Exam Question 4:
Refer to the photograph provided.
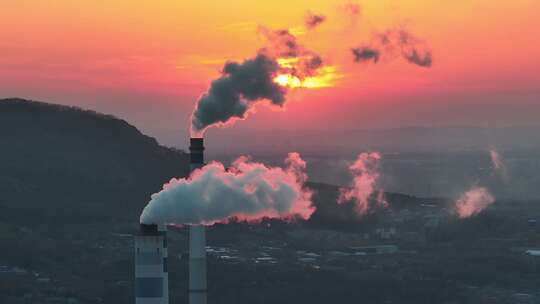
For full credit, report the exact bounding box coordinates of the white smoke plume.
[489,148,508,181]
[140,153,314,226]
[455,186,495,218]
[338,152,387,215]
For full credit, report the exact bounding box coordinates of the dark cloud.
[351,47,381,63]
[258,27,300,58]
[352,28,433,68]
[191,54,285,134]
[303,55,323,71]
[395,30,432,68]
[258,26,325,77]
[402,48,432,67]
[191,26,326,135]
[305,12,326,30]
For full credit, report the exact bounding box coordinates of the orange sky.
[1,0,539,145]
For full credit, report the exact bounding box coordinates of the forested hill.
[0,98,189,223]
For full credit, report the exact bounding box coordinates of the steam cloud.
[455,186,495,218]
[490,148,508,181]
[351,28,433,67]
[140,153,314,226]
[338,152,387,215]
[305,12,326,30]
[191,27,324,135]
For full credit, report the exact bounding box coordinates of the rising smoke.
[190,27,324,136]
[455,186,495,218]
[351,28,433,67]
[490,148,508,181]
[190,54,285,136]
[338,152,387,215]
[305,12,326,30]
[258,26,324,78]
[140,153,314,226]
[191,13,435,136]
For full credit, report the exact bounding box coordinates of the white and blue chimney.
[135,223,168,304]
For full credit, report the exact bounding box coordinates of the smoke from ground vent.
[489,148,508,181]
[455,186,495,218]
[338,152,387,215]
[140,153,314,225]
[402,48,432,67]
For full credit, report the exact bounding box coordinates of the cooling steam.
[455,186,495,218]
[140,153,314,226]
[453,149,503,218]
[490,148,508,181]
[338,152,387,215]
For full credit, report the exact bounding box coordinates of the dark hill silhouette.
[0,98,189,223]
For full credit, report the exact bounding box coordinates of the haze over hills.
[0,98,432,226]
[3,97,539,220]
[2,98,540,304]
[200,125,540,157]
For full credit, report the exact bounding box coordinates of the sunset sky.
[2,0,539,146]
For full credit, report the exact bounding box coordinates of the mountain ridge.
[0,98,190,222]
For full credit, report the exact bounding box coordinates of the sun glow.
[274,58,341,89]
[274,66,341,89]
[274,74,302,88]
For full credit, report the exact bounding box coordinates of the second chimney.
[189,138,207,304]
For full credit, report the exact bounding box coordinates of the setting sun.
[274,57,341,89]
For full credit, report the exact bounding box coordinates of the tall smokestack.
[135,223,168,304]
[189,138,207,304]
